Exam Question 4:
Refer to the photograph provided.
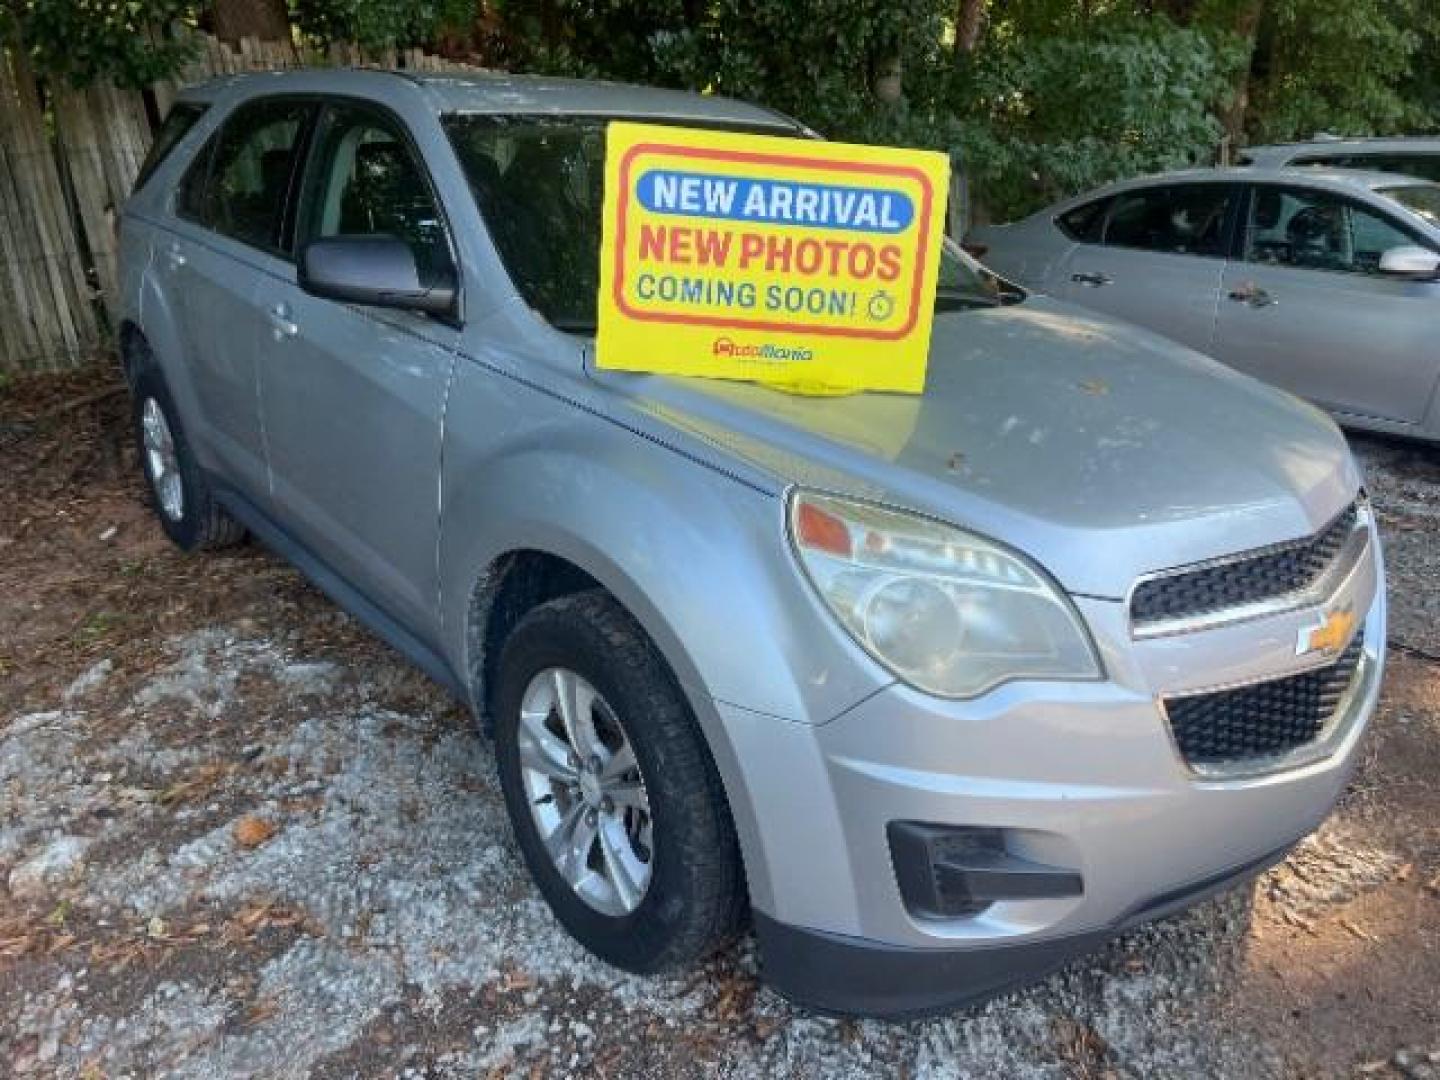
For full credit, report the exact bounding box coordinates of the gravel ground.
[1,371,1438,1078]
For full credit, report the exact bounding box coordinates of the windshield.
[443,114,1002,331]
[1381,183,1440,229]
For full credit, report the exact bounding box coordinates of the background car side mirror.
[1378,245,1440,279]
[299,236,457,317]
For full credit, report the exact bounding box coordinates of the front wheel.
[493,590,744,972]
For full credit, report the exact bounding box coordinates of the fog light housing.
[888,822,1084,919]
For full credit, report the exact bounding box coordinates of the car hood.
[596,296,1361,598]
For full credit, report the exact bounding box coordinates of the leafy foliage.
[8,0,197,89]
[289,0,475,53]
[4,0,1439,219]
[1247,0,1428,141]
[947,18,1244,219]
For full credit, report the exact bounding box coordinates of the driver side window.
[298,105,453,282]
[1243,186,1417,275]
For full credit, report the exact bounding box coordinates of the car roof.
[1241,137,1440,166]
[177,68,798,129]
[1067,165,1438,205]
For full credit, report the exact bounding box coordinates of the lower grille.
[1164,632,1365,770]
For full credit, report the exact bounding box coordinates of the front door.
[1054,182,1234,355]
[1211,184,1440,425]
[255,101,460,635]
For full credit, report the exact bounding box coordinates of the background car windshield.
[1381,184,1440,229]
[444,115,993,330]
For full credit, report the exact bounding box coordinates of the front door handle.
[1228,283,1278,308]
[1071,271,1112,287]
[267,303,299,340]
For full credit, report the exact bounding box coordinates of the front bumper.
[723,524,1385,1017]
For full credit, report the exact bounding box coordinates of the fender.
[437,359,894,917]
[124,223,225,475]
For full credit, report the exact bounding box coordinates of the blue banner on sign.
[636,169,914,234]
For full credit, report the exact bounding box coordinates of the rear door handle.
[1228,284,1277,308]
[1071,271,1112,287]
[267,303,299,340]
[164,242,186,270]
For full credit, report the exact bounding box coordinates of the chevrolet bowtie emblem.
[1296,606,1356,656]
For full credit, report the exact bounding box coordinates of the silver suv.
[118,71,1385,1018]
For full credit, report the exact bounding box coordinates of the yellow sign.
[595,122,949,395]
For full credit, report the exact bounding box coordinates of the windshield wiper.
[550,316,597,334]
[933,286,1001,311]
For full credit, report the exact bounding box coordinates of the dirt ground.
[1,366,1437,1079]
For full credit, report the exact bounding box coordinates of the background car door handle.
[1070,271,1112,287]
[1228,284,1277,308]
[267,304,299,340]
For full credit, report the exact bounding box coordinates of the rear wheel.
[130,365,245,552]
[494,590,744,972]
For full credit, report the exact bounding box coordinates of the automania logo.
[712,337,815,363]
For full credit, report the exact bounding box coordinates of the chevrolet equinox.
[117,70,1385,1017]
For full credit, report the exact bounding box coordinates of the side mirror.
[299,236,457,316]
[1378,245,1440,279]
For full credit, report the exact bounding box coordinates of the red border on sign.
[611,142,935,340]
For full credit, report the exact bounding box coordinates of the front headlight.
[787,490,1101,698]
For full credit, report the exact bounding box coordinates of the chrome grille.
[1164,632,1365,770]
[1131,503,1359,629]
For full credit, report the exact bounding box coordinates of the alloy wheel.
[517,667,653,916]
[141,397,184,522]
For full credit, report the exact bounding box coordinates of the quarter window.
[133,102,207,195]
[187,99,313,253]
[1243,186,1423,274]
[1103,185,1232,257]
[1056,199,1108,243]
[298,105,452,282]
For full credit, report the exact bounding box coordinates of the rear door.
[1211,183,1440,425]
[164,98,315,498]
[1053,182,1235,354]
[253,100,460,635]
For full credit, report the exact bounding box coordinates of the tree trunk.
[953,0,985,57]
[1220,0,1266,151]
[207,0,291,44]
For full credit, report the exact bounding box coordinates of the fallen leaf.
[233,816,278,849]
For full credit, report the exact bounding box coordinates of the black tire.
[130,363,245,552]
[494,590,745,973]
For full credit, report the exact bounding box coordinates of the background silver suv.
[970,167,1440,442]
[118,71,1384,1017]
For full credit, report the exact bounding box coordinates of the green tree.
[4,0,197,89]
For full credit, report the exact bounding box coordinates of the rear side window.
[1103,184,1232,257]
[133,102,207,195]
[180,99,314,255]
[1056,199,1108,242]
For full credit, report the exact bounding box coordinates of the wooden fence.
[0,31,480,375]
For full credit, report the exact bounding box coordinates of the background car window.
[195,100,311,252]
[1243,186,1420,273]
[133,102,207,195]
[1298,153,1440,185]
[1103,185,1231,256]
[1056,198,1108,242]
[300,106,452,281]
